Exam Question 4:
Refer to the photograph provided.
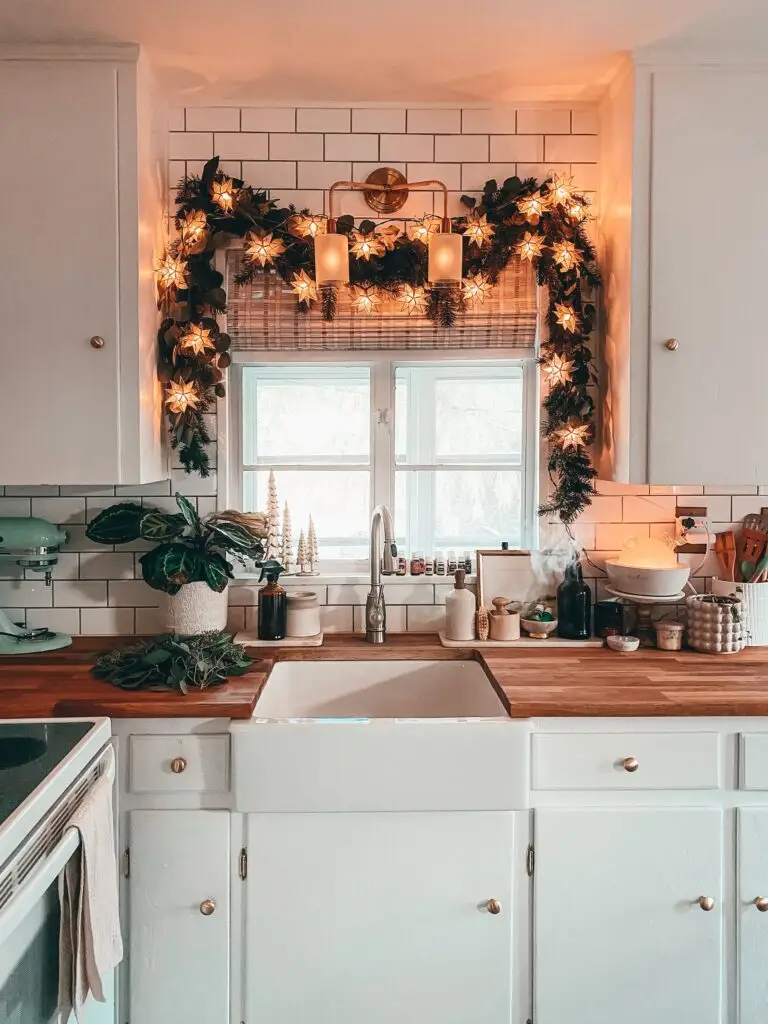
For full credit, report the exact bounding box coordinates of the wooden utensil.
[737,514,768,581]
[715,530,737,582]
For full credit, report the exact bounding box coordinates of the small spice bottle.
[447,550,458,574]
[463,550,472,574]
[425,556,434,576]
[396,556,407,576]
[410,552,425,575]
[435,553,446,575]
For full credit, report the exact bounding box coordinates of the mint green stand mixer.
[0,517,72,654]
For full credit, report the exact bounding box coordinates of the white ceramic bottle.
[445,569,476,641]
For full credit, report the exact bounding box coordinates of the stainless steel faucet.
[365,505,397,644]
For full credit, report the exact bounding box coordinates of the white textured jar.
[164,582,229,635]
[286,591,321,638]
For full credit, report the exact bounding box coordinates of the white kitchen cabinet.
[243,811,515,1024]
[128,810,230,1024]
[0,45,166,485]
[737,808,768,1023]
[534,807,724,1024]
[599,59,768,484]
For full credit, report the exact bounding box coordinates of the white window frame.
[220,350,540,575]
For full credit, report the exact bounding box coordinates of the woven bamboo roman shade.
[224,246,538,351]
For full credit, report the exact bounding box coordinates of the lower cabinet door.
[534,808,723,1024]
[244,811,514,1024]
[738,808,768,1023]
[128,810,230,1024]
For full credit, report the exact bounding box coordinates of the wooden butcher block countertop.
[2,634,768,719]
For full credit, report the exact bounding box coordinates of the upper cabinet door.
[648,68,768,484]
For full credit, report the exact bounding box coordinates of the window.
[234,357,537,570]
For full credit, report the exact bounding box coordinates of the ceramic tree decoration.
[296,529,309,575]
[280,501,293,573]
[265,470,280,561]
[307,515,319,575]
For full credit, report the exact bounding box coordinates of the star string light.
[462,273,493,305]
[551,241,583,273]
[463,214,494,248]
[567,200,587,222]
[398,284,427,315]
[156,254,188,293]
[554,302,579,333]
[555,419,590,450]
[541,352,575,387]
[178,209,209,254]
[376,224,401,251]
[547,174,576,207]
[290,270,318,304]
[350,287,381,316]
[350,232,385,261]
[407,215,441,244]
[293,214,327,239]
[517,193,546,222]
[165,380,200,415]
[517,231,546,262]
[180,322,216,356]
[210,177,236,212]
[245,230,286,267]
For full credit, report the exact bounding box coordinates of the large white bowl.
[604,560,690,598]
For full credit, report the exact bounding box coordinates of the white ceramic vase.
[164,581,229,635]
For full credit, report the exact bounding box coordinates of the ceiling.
[0,0,765,104]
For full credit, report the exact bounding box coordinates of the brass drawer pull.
[620,756,639,773]
[754,897,768,912]
[170,756,187,774]
[697,896,715,912]
[486,899,502,915]
[90,335,105,349]
[200,899,216,916]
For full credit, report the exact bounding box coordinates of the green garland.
[157,156,600,522]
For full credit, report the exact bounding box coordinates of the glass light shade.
[428,231,463,286]
[314,232,350,286]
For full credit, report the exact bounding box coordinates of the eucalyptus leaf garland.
[157,156,600,523]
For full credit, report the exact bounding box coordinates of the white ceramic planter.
[164,581,229,635]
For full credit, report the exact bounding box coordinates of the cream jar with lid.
[655,621,684,651]
[285,591,321,638]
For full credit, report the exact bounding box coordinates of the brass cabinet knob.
[199,899,216,916]
[90,335,105,349]
[664,338,679,351]
[170,756,187,774]
[486,899,502,915]
[754,897,768,912]
[698,896,715,912]
[621,756,639,773]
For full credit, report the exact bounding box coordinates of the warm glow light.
[554,419,590,450]
[290,269,318,304]
[517,193,545,221]
[517,231,545,262]
[350,232,385,261]
[180,322,215,356]
[567,201,586,222]
[541,352,575,386]
[211,177,236,212]
[314,232,350,286]
[178,209,209,254]
[156,254,188,292]
[616,536,680,570]
[463,214,494,248]
[551,240,582,273]
[245,230,286,267]
[350,287,381,316]
[165,380,200,414]
[377,224,401,250]
[398,284,427,315]
[407,215,442,245]
[294,214,327,239]
[554,302,579,333]
[548,174,576,207]
[428,231,463,286]
[462,273,492,305]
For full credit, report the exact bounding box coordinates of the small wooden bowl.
[520,618,558,639]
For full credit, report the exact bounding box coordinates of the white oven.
[0,721,114,1024]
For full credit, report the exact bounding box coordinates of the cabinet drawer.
[532,732,720,790]
[129,734,230,793]
[739,734,768,789]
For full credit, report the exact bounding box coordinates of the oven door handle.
[0,826,80,943]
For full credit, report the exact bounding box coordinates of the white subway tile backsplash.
[108,581,161,607]
[407,109,461,134]
[319,605,354,633]
[31,497,86,525]
[268,188,325,212]
[214,132,268,160]
[227,606,246,634]
[489,135,544,162]
[324,134,378,161]
[545,134,599,163]
[405,163,461,191]
[0,581,53,607]
[327,584,369,605]
[571,107,599,134]
[516,162,570,180]
[63,527,106,553]
[241,161,297,189]
[185,107,241,132]
[171,470,218,496]
[406,605,445,631]
[297,161,352,190]
[115,480,172,498]
[269,133,324,161]
[434,135,489,162]
[517,108,570,134]
[168,107,185,132]
[622,495,678,522]
[135,607,166,633]
[54,581,107,607]
[197,497,218,518]
[241,108,295,132]
[461,109,517,134]
[59,485,116,497]
[596,480,650,496]
[594,523,651,550]
[705,485,758,495]
[297,108,351,133]
[79,552,135,580]
[380,134,433,162]
[648,485,703,495]
[575,496,623,523]
[352,109,405,134]
[5,485,60,496]
[0,497,31,516]
[169,132,214,160]
[732,496,766,521]
[81,607,135,635]
[229,584,259,606]
[27,607,82,635]
[383,583,434,605]
[460,163,530,192]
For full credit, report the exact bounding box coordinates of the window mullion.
[371,358,393,519]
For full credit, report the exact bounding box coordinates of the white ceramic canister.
[164,581,229,635]
[445,569,476,641]
[285,590,321,637]
[712,578,768,646]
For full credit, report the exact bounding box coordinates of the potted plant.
[86,492,278,634]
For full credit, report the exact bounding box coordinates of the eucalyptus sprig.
[92,632,252,694]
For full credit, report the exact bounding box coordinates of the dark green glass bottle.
[557,561,592,640]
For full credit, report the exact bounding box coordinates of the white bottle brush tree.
[307,515,319,574]
[265,469,280,561]
[296,529,308,574]
[280,501,293,572]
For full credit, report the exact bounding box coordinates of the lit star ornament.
[398,284,427,315]
[245,230,286,267]
[542,353,575,387]
[180,322,215,356]
[462,273,493,305]
[210,177,236,213]
[290,270,318,304]
[294,214,327,239]
[350,232,384,261]
[156,254,188,292]
[376,224,401,251]
[165,380,200,415]
[407,215,442,245]
[555,419,590,450]
[463,214,494,248]
[567,201,587,222]
[554,302,579,333]
[518,231,546,262]
[178,209,209,254]
[351,287,381,316]
[551,241,583,273]
[517,193,546,222]
[548,174,576,208]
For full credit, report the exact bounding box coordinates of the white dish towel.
[58,744,123,1023]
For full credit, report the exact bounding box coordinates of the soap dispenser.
[557,560,592,640]
[445,569,476,641]
[258,561,287,641]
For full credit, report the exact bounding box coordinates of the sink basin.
[232,658,529,813]
[255,660,508,720]
[0,736,47,770]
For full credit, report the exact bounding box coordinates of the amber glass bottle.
[258,567,287,641]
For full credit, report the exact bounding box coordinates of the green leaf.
[359,219,376,236]
[140,544,202,592]
[142,648,173,665]
[502,176,522,194]
[201,552,231,593]
[85,503,144,545]
[206,520,262,554]
[201,156,219,186]
[460,194,477,209]
[175,493,202,533]
[140,511,186,542]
